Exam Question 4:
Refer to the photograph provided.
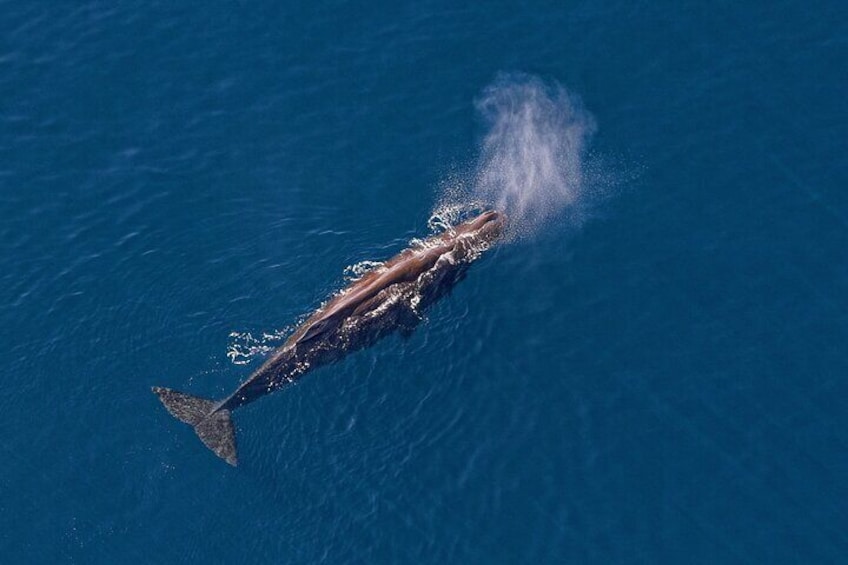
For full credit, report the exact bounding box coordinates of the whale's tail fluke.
[152,386,238,466]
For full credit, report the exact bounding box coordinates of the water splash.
[226,329,289,365]
[436,74,600,241]
[343,260,385,281]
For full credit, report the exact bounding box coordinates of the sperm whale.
[152,210,505,466]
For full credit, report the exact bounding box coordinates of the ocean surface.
[2,1,846,563]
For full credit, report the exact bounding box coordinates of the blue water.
[2,1,847,562]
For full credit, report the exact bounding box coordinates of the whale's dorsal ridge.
[298,315,338,344]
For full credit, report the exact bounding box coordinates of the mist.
[436,74,599,241]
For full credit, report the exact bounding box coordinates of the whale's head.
[453,209,506,248]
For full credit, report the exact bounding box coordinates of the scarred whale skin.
[152,210,505,466]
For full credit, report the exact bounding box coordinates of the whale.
[152,210,505,466]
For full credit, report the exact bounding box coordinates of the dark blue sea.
[2,1,847,563]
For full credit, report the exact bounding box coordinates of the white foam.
[226,329,289,365]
